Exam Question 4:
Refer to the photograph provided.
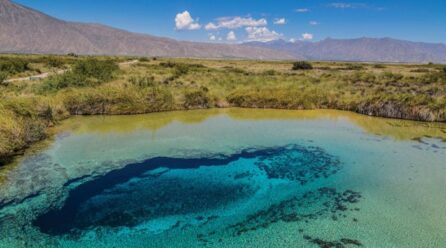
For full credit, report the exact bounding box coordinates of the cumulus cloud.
[245,27,282,42]
[205,17,267,30]
[273,18,286,25]
[295,8,309,13]
[175,11,201,30]
[301,33,313,41]
[309,21,319,25]
[226,31,237,41]
[209,35,216,41]
[289,38,297,43]
[205,22,218,30]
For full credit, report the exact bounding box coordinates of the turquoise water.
[0,108,445,247]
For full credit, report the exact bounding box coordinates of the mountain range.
[1,0,446,63]
[0,0,290,60]
[245,38,446,63]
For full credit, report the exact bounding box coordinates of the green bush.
[292,61,313,70]
[129,75,156,88]
[344,63,364,70]
[39,73,88,92]
[0,58,30,74]
[38,59,119,93]
[139,57,150,62]
[0,72,8,85]
[380,72,404,83]
[145,87,175,111]
[184,89,211,109]
[174,64,189,77]
[373,64,386,69]
[46,57,64,68]
[73,58,119,82]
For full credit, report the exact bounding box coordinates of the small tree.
[292,61,313,70]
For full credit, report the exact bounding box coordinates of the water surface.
[1,108,445,248]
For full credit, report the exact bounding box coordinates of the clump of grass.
[373,64,386,69]
[343,63,364,70]
[46,57,65,68]
[184,87,211,109]
[292,61,313,70]
[129,75,156,88]
[0,72,8,85]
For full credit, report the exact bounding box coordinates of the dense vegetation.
[1,54,445,163]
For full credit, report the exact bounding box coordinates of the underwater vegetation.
[30,144,361,247]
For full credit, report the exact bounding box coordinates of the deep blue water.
[1,109,446,247]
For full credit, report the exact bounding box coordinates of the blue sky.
[14,0,446,44]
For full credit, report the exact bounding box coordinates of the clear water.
[0,108,445,248]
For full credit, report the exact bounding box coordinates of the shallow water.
[1,108,446,248]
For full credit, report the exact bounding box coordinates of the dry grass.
[1,55,445,163]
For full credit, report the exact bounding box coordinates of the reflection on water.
[56,108,446,141]
[0,108,445,248]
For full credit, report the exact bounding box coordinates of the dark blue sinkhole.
[32,145,340,236]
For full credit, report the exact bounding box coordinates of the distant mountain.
[1,0,445,63]
[245,38,446,63]
[0,0,291,59]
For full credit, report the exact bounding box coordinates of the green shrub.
[262,70,277,76]
[380,72,404,83]
[145,87,175,111]
[73,58,119,82]
[139,57,150,62]
[373,64,386,69]
[174,64,189,77]
[46,57,64,68]
[0,58,30,74]
[344,63,364,70]
[0,72,8,85]
[39,73,88,92]
[292,61,313,70]
[38,59,119,93]
[129,75,156,88]
[410,68,430,73]
[184,89,211,109]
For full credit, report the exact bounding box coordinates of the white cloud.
[209,35,216,41]
[329,3,352,8]
[226,31,237,41]
[245,27,282,42]
[328,3,368,9]
[309,21,319,25]
[205,17,267,30]
[289,38,297,43]
[301,33,313,41]
[175,11,201,30]
[205,22,218,30]
[273,18,286,25]
[295,8,309,13]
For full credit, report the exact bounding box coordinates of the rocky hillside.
[0,0,290,59]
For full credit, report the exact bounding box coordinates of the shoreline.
[2,106,445,166]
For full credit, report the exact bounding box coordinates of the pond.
[0,108,445,248]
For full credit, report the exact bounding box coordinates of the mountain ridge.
[0,0,292,59]
[1,0,446,63]
[244,38,446,63]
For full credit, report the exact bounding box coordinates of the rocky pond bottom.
[0,109,446,247]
